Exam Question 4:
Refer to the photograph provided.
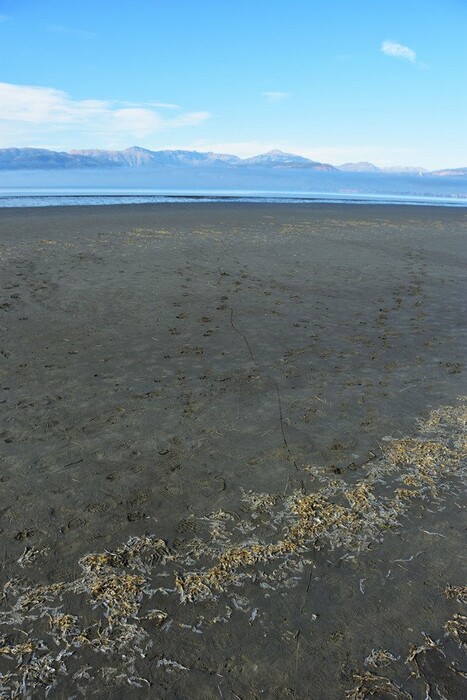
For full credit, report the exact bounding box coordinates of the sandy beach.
[0,202,466,698]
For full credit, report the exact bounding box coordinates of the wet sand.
[0,203,466,698]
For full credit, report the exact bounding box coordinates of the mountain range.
[0,147,465,177]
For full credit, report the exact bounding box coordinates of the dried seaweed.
[346,671,411,699]
[406,634,443,667]
[364,648,399,669]
[445,584,467,605]
[352,576,467,699]
[0,398,465,696]
[445,614,467,648]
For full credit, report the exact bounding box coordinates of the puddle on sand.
[0,398,466,698]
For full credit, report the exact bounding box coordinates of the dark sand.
[0,203,466,698]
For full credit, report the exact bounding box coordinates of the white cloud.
[171,111,210,127]
[121,100,181,111]
[381,40,416,63]
[112,108,164,135]
[262,91,292,101]
[0,82,210,148]
[148,102,181,110]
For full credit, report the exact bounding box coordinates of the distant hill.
[0,147,334,171]
[0,147,465,176]
[338,162,382,173]
[431,167,467,177]
[241,150,336,170]
[382,165,428,175]
[70,146,241,167]
[0,147,120,170]
[338,162,431,175]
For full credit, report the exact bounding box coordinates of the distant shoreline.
[1,191,467,209]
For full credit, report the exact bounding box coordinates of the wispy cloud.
[148,102,181,110]
[262,91,292,101]
[0,83,210,148]
[121,100,182,111]
[381,40,416,63]
[170,112,209,127]
[46,24,97,40]
[0,14,10,23]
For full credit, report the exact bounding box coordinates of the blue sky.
[0,0,466,168]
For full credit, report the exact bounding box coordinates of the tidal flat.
[0,202,466,698]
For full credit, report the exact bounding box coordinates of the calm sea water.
[1,188,467,208]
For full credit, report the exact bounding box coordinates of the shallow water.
[0,188,467,208]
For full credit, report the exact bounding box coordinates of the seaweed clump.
[0,399,465,696]
[346,671,411,700]
[349,578,467,698]
[0,535,171,697]
[175,399,466,602]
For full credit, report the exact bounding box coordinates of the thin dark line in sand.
[229,307,298,470]
[229,307,256,364]
[50,458,83,474]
